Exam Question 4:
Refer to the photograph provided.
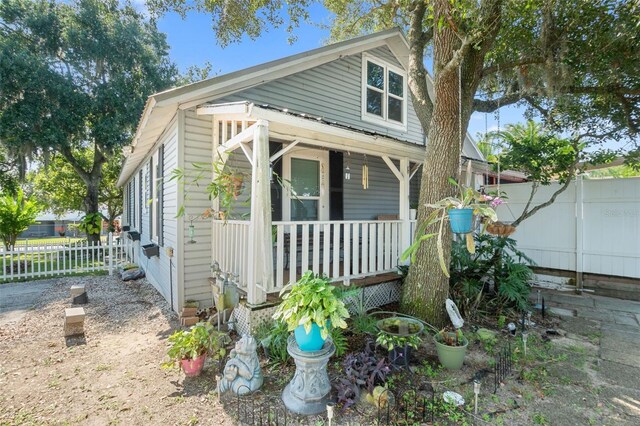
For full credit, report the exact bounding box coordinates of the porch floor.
[264,260,401,304]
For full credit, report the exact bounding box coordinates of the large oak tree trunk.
[83,177,102,245]
[401,0,478,327]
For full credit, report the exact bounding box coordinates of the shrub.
[0,189,39,249]
[449,234,534,316]
[253,319,290,365]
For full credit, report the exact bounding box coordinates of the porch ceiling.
[198,102,427,162]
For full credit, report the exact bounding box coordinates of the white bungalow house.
[116,28,485,331]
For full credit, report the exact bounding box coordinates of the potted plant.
[427,178,500,234]
[272,271,350,351]
[376,316,423,367]
[433,328,468,370]
[162,322,229,377]
[402,178,500,277]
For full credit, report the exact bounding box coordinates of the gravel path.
[0,275,235,425]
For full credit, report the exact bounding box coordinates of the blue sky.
[155,5,526,142]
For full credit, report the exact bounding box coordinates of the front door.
[283,148,329,221]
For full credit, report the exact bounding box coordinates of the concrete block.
[64,307,85,337]
[65,307,85,324]
[70,285,86,297]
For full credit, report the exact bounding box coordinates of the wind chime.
[362,154,369,190]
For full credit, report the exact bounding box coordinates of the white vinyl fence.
[490,176,640,279]
[1,233,133,282]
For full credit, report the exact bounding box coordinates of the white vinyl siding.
[182,110,214,304]
[343,153,400,220]
[123,116,179,311]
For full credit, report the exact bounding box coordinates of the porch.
[198,101,426,305]
[212,219,419,297]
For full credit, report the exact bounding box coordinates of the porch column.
[247,120,272,305]
[399,158,411,261]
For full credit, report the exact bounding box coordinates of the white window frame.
[361,53,408,131]
[282,148,329,222]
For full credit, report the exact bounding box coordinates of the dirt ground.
[0,275,235,426]
[1,276,639,426]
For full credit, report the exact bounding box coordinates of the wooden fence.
[1,233,133,282]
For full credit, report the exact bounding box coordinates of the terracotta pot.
[180,353,207,377]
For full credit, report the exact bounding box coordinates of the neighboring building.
[116,29,485,330]
[20,211,83,238]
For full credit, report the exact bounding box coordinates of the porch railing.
[272,220,402,293]
[211,220,251,288]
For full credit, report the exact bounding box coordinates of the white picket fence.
[0,233,133,282]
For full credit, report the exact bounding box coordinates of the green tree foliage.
[586,165,640,179]
[0,0,177,243]
[148,0,640,324]
[0,188,40,249]
[29,150,123,226]
[493,121,582,226]
[0,144,20,195]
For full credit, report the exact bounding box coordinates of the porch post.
[247,120,272,305]
[399,158,411,262]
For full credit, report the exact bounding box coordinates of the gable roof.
[117,28,482,186]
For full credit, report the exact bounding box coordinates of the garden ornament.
[445,299,464,329]
[217,334,263,396]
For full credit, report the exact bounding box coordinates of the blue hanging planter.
[448,208,474,234]
[294,321,330,351]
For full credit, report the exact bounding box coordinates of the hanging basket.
[448,208,474,234]
[487,221,516,237]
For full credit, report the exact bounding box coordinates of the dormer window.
[361,54,407,130]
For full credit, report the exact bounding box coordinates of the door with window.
[283,149,329,221]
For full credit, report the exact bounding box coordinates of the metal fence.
[1,233,132,281]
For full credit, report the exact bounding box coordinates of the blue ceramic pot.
[294,321,330,351]
[448,208,474,234]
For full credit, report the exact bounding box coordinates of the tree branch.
[512,154,579,227]
[407,0,434,136]
[482,57,545,77]
[59,146,91,183]
[567,85,640,96]
[473,91,525,112]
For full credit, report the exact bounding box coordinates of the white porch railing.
[271,220,402,293]
[211,220,251,288]
[0,233,133,282]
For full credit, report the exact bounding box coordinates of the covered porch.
[197,101,424,305]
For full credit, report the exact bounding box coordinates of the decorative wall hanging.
[362,154,369,190]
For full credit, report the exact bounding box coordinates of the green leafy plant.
[450,234,534,315]
[272,271,349,339]
[253,319,290,365]
[170,156,246,220]
[401,178,499,277]
[78,212,105,238]
[375,332,422,351]
[330,326,348,357]
[337,286,378,336]
[0,189,39,249]
[162,322,230,369]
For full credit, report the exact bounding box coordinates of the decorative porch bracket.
[381,156,411,264]
[246,120,273,305]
